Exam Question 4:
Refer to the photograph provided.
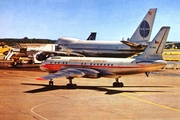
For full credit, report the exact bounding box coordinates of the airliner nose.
[39,62,48,71]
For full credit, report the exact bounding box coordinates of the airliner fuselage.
[40,56,167,77]
[56,37,147,57]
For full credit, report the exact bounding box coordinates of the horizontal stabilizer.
[121,40,147,49]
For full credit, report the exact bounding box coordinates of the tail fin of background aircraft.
[135,26,170,60]
[129,8,157,43]
[87,32,97,40]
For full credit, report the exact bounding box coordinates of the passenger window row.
[49,62,113,66]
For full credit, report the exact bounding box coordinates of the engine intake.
[35,52,51,61]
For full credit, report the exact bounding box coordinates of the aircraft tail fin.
[129,8,157,43]
[87,32,97,40]
[136,26,170,60]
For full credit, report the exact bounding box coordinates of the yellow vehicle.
[163,49,180,61]
[0,45,11,56]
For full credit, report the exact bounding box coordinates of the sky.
[0,0,180,41]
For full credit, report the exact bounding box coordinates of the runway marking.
[31,102,49,120]
[31,97,66,120]
[121,93,180,113]
[31,101,60,120]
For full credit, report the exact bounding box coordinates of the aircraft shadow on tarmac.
[150,72,180,76]
[21,83,170,95]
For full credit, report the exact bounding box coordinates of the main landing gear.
[49,79,54,86]
[48,77,123,89]
[113,78,124,87]
[48,77,77,89]
[66,77,77,89]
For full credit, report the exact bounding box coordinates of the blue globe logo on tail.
[139,20,150,38]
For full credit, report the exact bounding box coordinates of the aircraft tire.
[66,84,77,89]
[119,82,124,87]
[113,82,124,87]
[49,81,54,86]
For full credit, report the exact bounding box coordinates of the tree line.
[0,37,56,46]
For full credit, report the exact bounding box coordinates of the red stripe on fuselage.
[41,64,64,71]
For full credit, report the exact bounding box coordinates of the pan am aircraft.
[55,8,157,58]
[35,8,157,62]
[36,26,170,89]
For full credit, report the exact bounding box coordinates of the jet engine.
[76,68,101,78]
[35,52,51,61]
[34,51,85,63]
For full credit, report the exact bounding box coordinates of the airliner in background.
[36,26,170,89]
[35,8,157,62]
[34,32,96,63]
[55,8,157,58]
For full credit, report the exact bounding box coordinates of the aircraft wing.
[36,68,85,80]
[36,67,119,80]
[121,40,147,49]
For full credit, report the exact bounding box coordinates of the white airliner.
[36,26,170,89]
[35,32,96,62]
[55,8,157,58]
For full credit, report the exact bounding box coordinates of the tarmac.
[0,67,180,120]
